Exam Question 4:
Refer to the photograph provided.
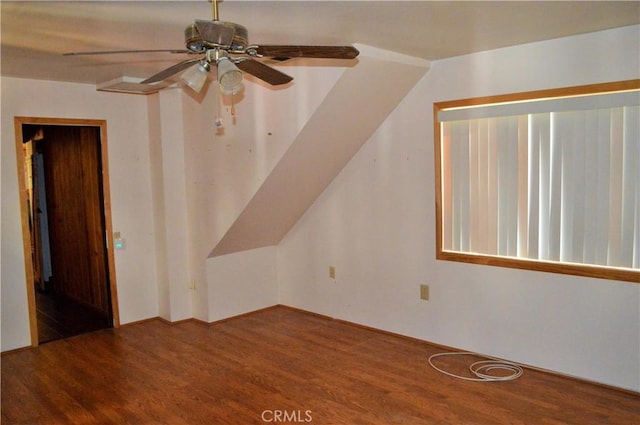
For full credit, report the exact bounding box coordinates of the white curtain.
[441,105,639,270]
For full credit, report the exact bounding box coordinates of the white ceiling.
[1,1,639,86]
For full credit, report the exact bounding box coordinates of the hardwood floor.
[36,290,112,343]
[2,306,638,424]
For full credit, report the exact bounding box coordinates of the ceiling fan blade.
[63,49,191,56]
[254,45,359,60]
[235,59,293,86]
[195,20,235,46]
[141,58,202,84]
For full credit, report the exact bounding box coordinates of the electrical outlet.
[329,266,336,279]
[420,284,429,301]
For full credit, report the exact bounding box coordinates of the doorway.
[15,117,119,345]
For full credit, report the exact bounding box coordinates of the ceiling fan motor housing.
[185,21,248,53]
[185,24,205,53]
[227,22,248,52]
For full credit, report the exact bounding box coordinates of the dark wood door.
[38,125,112,319]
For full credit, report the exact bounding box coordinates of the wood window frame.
[433,80,640,283]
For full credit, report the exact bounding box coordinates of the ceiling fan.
[64,0,359,95]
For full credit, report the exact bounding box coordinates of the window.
[434,80,639,283]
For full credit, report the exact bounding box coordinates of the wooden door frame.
[14,117,120,347]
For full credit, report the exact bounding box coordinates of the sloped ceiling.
[211,49,430,256]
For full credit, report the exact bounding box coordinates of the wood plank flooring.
[36,290,111,343]
[2,306,639,424]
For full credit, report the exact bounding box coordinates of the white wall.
[278,26,640,391]
[207,246,278,322]
[179,64,346,321]
[195,64,347,252]
[150,89,194,322]
[1,78,160,350]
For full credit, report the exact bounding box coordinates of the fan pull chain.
[214,91,239,129]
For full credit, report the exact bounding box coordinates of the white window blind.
[440,100,639,271]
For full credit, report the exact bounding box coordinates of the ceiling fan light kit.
[217,58,243,94]
[181,60,211,93]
